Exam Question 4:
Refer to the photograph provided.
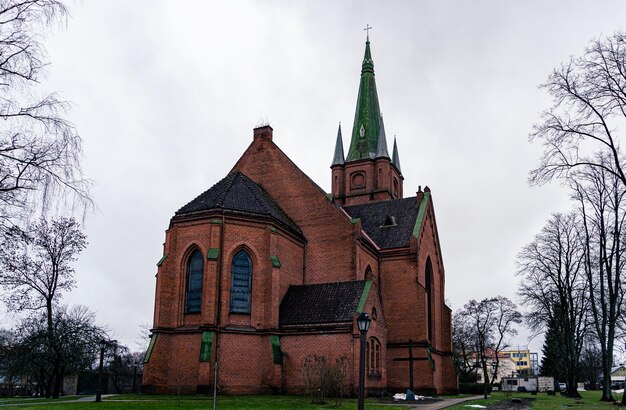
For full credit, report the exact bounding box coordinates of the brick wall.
[144,127,457,395]
[232,129,359,284]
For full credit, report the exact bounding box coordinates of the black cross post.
[393,339,430,392]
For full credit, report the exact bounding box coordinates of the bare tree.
[3,305,105,397]
[488,296,523,385]
[530,32,626,189]
[458,296,521,398]
[0,217,86,397]
[517,212,590,398]
[0,0,91,227]
[452,311,479,383]
[572,160,626,402]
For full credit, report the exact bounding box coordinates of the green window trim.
[270,335,283,364]
[210,219,222,225]
[143,333,158,363]
[156,254,168,267]
[426,347,435,371]
[270,255,281,268]
[199,331,214,362]
[207,248,220,260]
[267,225,277,233]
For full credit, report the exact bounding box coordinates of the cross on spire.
[364,24,372,41]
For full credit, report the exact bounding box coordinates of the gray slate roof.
[280,281,367,326]
[342,196,418,249]
[176,171,301,234]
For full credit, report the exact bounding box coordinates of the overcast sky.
[12,0,625,353]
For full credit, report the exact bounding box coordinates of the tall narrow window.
[230,250,252,313]
[425,257,433,341]
[185,249,204,313]
[367,337,381,376]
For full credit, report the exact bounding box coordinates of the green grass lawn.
[0,394,408,409]
[4,390,623,410]
[0,396,82,405]
[447,390,625,409]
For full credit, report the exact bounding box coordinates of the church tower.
[331,35,403,205]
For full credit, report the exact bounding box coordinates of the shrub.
[301,354,347,404]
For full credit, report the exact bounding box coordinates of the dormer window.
[382,215,396,227]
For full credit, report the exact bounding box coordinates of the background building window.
[185,249,204,313]
[230,250,252,313]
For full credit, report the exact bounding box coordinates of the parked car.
[558,382,566,391]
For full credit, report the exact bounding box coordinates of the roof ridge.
[239,173,271,216]
[289,279,367,289]
[215,172,239,207]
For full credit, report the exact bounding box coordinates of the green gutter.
[156,254,168,267]
[427,346,436,371]
[356,280,373,313]
[207,248,220,260]
[412,191,431,238]
[270,255,281,268]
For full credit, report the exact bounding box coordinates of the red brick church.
[142,36,457,395]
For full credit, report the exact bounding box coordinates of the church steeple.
[346,37,382,161]
[392,136,402,173]
[331,123,345,166]
[330,32,404,206]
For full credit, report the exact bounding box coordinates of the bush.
[301,354,347,405]
[459,383,493,395]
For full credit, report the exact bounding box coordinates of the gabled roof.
[175,171,301,234]
[280,280,369,327]
[343,196,418,249]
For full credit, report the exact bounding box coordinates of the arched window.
[185,249,204,313]
[366,337,381,376]
[365,265,373,280]
[230,250,252,313]
[425,257,433,341]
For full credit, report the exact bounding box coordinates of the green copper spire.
[331,123,345,166]
[346,38,382,161]
[392,136,402,174]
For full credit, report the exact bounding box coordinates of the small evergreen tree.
[539,320,566,382]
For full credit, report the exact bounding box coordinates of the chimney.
[253,125,273,141]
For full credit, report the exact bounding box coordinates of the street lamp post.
[96,339,117,403]
[357,312,371,410]
[96,340,106,402]
[132,359,139,394]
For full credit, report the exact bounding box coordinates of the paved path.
[0,395,116,407]
[406,395,484,410]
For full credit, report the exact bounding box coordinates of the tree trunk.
[482,363,489,399]
[52,363,63,398]
[600,356,613,401]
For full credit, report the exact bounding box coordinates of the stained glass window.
[230,250,252,313]
[185,249,203,313]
